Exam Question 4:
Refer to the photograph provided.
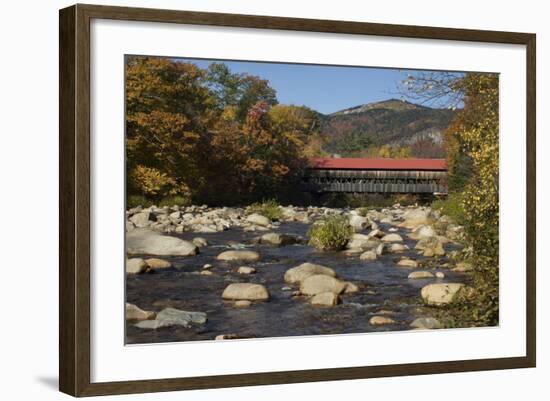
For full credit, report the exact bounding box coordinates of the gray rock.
[388,243,408,253]
[397,258,418,268]
[346,234,379,249]
[237,266,256,274]
[169,211,181,219]
[144,258,172,270]
[284,263,336,284]
[408,271,435,279]
[310,292,340,306]
[246,213,271,227]
[135,307,206,329]
[127,229,199,256]
[400,209,432,229]
[126,303,156,321]
[421,283,465,305]
[126,258,147,274]
[129,211,155,228]
[222,283,269,301]
[300,274,347,296]
[192,237,208,247]
[369,316,397,325]
[344,282,359,293]
[260,232,299,246]
[410,317,442,329]
[234,300,252,308]
[215,333,240,340]
[217,250,260,262]
[359,250,377,261]
[349,214,370,232]
[415,236,445,257]
[381,233,403,243]
[409,225,436,240]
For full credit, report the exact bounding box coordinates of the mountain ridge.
[317,98,457,158]
[330,98,430,116]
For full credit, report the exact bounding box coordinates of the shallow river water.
[126,221,465,344]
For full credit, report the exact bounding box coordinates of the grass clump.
[246,199,283,221]
[308,215,353,251]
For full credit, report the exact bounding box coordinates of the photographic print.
[124,56,499,344]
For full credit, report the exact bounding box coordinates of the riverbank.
[125,203,472,343]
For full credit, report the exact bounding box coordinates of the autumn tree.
[126,56,216,199]
[404,72,500,326]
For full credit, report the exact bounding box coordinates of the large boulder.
[421,283,465,305]
[300,274,347,296]
[126,229,198,256]
[222,283,269,301]
[126,258,147,274]
[129,211,155,228]
[409,225,436,240]
[126,303,156,321]
[284,263,336,284]
[346,234,379,250]
[381,233,403,243]
[349,215,370,232]
[415,236,445,257]
[310,292,340,307]
[246,213,270,227]
[134,307,207,329]
[260,232,299,246]
[217,250,260,262]
[400,209,432,229]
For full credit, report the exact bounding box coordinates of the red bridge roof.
[309,158,447,171]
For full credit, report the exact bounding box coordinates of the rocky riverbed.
[125,203,471,344]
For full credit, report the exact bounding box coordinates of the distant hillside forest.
[126,57,458,206]
[321,99,457,158]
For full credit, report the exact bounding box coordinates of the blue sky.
[176,57,455,114]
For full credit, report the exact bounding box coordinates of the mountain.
[319,99,457,158]
[331,98,427,115]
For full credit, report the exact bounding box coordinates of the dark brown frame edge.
[59,3,536,397]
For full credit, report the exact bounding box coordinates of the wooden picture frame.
[59,3,536,397]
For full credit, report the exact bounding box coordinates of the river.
[126,219,466,344]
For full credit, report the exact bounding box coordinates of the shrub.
[431,193,465,224]
[158,195,191,208]
[246,199,283,221]
[308,215,353,251]
[127,194,153,209]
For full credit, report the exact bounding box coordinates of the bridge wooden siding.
[303,158,448,194]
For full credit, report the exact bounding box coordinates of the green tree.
[206,63,278,121]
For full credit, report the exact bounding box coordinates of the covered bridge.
[303,157,448,194]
